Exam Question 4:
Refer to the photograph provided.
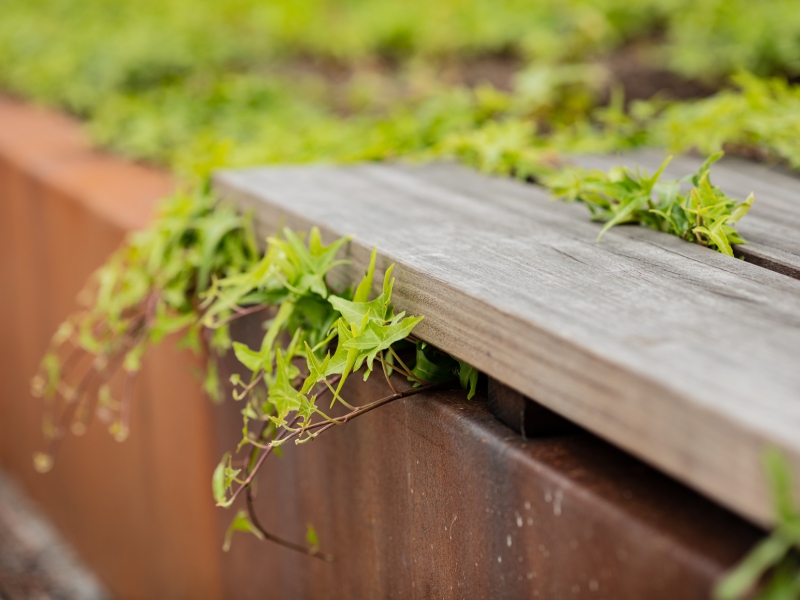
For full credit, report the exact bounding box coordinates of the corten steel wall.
[0,99,225,599]
[215,316,761,600]
[0,98,762,600]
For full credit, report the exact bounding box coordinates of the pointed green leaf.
[223,510,264,552]
[458,360,479,400]
[353,248,378,302]
[233,342,265,373]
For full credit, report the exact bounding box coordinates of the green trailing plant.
[30,189,259,471]
[543,152,754,256]
[715,450,800,600]
[32,191,478,558]
[206,234,478,558]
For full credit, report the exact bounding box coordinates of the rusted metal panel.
[0,100,224,600]
[215,320,761,599]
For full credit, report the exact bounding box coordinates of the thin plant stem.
[388,347,426,385]
[227,381,451,506]
[379,353,399,395]
[210,303,271,328]
[245,485,333,562]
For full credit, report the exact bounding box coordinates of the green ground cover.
[3,0,800,179]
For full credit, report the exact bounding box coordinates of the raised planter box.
[3,98,798,598]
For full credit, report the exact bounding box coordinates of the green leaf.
[713,449,800,600]
[123,343,146,372]
[766,449,799,525]
[642,156,672,195]
[730,193,755,224]
[232,342,265,373]
[325,320,355,377]
[411,342,459,383]
[329,264,395,326]
[204,358,222,403]
[353,247,378,302]
[693,151,724,186]
[694,224,734,256]
[197,210,243,293]
[212,453,230,506]
[300,342,331,395]
[596,193,648,241]
[306,523,319,552]
[458,360,479,400]
[345,315,424,372]
[267,348,305,418]
[329,294,388,327]
[258,298,296,375]
[714,535,792,600]
[276,227,350,298]
[212,452,241,508]
[362,317,423,352]
[149,308,196,344]
[223,510,264,552]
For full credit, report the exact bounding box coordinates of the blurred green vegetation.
[3,0,800,177]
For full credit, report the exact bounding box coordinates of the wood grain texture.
[571,150,800,279]
[214,161,800,527]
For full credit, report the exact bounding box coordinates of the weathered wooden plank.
[572,150,800,279]
[214,162,800,526]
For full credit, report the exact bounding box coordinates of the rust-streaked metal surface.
[0,99,225,600]
[215,320,761,600]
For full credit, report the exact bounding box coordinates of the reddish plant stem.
[240,380,451,561]
[44,356,111,458]
[117,369,139,438]
[43,293,156,458]
[210,303,271,328]
[52,342,85,384]
[245,486,333,562]
[226,381,450,506]
[236,370,264,399]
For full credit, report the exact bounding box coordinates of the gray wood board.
[572,151,800,279]
[215,162,800,527]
